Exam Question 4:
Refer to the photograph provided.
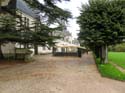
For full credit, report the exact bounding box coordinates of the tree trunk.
[52,47,56,56]
[0,43,4,59]
[34,44,38,55]
[100,46,105,64]
[95,46,100,58]
[104,45,108,63]
[100,45,108,64]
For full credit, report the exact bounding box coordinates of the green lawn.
[108,52,125,69]
[96,58,125,81]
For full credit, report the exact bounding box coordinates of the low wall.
[53,52,79,57]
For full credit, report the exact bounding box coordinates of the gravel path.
[0,52,125,93]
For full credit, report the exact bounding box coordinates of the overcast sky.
[38,0,89,38]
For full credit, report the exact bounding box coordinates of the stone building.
[1,0,38,55]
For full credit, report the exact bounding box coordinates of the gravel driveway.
[0,52,125,93]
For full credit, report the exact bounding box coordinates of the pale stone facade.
[1,43,15,54]
[1,0,37,55]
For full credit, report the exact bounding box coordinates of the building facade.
[1,0,38,55]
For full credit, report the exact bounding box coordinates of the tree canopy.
[77,0,125,63]
[21,0,72,47]
[0,14,19,43]
[78,0,125,47]
[23,0,72,54]
[30,21,61,46]
[24,0,72,24]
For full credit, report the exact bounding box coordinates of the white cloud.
[56,0,89,38]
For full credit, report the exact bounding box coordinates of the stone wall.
[1,43,15,54]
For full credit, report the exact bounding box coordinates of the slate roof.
[7,0,39,19]
[16,0,37,18]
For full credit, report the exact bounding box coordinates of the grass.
[108,52,125,69]
[96,58,125,81]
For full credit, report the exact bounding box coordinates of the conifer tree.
[77,0,125,63]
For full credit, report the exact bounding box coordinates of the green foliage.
[96,58,125,81]
[0,14,19,43]
[0,14,20,59]
[0,0,72,58]
[18,0,72,46]
[14,18,61,47]
[109,43,125,52]
[24,0,72,24]
[30,21,61,46]
[108,52,125,69]
[77,0,125,47]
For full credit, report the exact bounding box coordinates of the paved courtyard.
[0,53,125,93]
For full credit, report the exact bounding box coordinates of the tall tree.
[30,21,62,54]
[23,0,72,54]
[77,0,125,63]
